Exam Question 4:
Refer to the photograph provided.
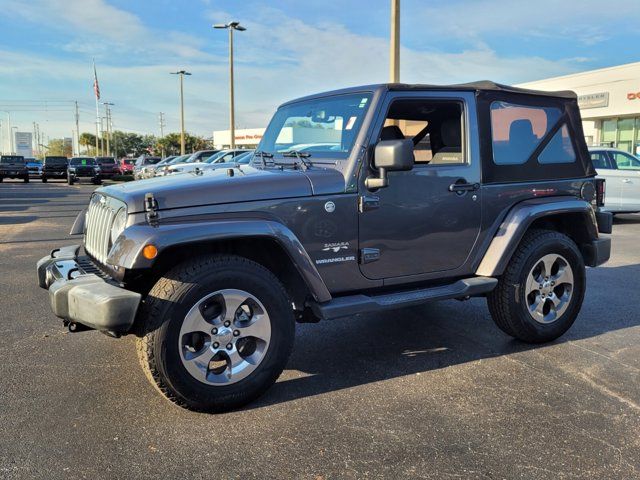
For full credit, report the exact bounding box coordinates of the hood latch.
[144,192,159,226]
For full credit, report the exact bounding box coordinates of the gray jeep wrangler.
[37,82,612,412]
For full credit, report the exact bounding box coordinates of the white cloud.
[416,0,640,45]
[0,2,607,141]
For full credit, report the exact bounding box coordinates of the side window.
[380,99,465,165]
[538,125,576,164]
[490,102,561,165]
[611,152,640,170]
[590,152,611,169]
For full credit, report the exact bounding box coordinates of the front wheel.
[136,254,295,412]
[42,176,47,183]
[487,229,585,343]
[23,175,29,183]
[67,174,74,185]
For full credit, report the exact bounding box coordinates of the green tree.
[155,133,210,156]
[110,131,156,157]
[79,132,102,155]
[47,138,73,157]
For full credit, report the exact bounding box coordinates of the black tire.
[0,177,3,183]
[42,176,47,183]
[23,175,29,183]
[487,229,585,343]
[136,254,295,412]
[67,175,74,185]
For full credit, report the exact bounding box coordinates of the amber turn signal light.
[142,244,158,259]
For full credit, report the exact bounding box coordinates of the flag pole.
[93,59,100,156]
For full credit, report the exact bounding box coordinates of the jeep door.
[358,92,481,280]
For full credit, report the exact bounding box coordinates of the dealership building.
[519,61,640,154]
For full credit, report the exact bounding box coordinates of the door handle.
[448,180,480,194]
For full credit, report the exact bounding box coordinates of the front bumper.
[37,245,141,333]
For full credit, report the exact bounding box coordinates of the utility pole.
[33,122,37,157]
[214,22,246,149]
[170,71,191,155]
[389,0,400,83]
[74,101,80,156]
[103,102,114,156]
[158,112,166,158]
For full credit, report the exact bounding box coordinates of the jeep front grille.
[84,194,126,265]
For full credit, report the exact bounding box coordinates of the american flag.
[93,60,100,100]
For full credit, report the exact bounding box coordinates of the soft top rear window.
[490,102,561,165]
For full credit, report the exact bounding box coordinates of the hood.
[98,165,345,213]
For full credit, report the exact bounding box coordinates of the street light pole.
[213,21,246,149]
[171,70,191,155]
[389,0,400,83]
[11,126,18,154]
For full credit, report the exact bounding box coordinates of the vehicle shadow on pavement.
[247,263,640,410]
[613,214,640,224]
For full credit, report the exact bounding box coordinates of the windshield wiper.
[282,151,311,171]
[253,150,274,168]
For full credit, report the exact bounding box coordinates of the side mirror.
[365,139,414,189]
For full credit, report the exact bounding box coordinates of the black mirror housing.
[366,139,414,189]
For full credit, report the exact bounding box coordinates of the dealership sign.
[577,92,609,109]
[14,131,33,157]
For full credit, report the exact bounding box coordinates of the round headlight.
[110,208,127,244]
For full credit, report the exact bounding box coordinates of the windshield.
[70,158,96,166]
[204,151,229,163]
[259,93,372,160]
[235,151,254,164]
[124,159,135,165]
[96,157,115,164]
[1,156,24,164]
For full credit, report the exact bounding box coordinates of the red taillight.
[595,179,606,207]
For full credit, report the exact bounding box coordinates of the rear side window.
[538,125,576,164]
[590,152,611,169]
[611,151,640,170]
[490,102,561,165]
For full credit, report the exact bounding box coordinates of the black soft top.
[281,81,576,107]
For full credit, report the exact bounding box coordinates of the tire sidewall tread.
[488,229,586,343]
[136,254,295,412]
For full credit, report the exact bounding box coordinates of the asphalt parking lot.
[1,179,639,479]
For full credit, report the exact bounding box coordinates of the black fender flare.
[107,218,332,303]
[475,196,598,277]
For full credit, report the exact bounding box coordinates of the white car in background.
[162,149,251,176]
[589,147,640,213]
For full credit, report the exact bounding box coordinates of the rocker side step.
[311,277,497,320]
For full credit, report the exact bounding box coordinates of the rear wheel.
[488,229,585,343]
[23,175,29,183]
[42,176,47,183]
[136,254,295,412]
[67,174,74,185]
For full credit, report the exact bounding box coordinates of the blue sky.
[1,0,639,142]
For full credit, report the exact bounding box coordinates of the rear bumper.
[37,245,141,333]
[583,237,611,267]
[596,210,613,234]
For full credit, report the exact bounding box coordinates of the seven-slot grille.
[84,194,125,265]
